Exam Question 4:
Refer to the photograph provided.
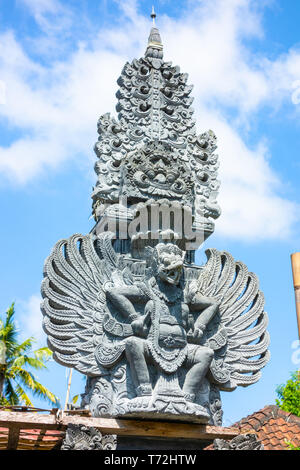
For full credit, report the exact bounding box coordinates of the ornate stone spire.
[151,5,156,25]
[92,12,221,254]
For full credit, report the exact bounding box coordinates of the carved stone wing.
[41,232,119,376]
[196,248,270,391]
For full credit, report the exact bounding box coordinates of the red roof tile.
[205,405,300,450]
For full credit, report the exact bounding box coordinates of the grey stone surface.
[91,25,221,248]
[213,434,264,450]
[60,424,116,450]
[41,21,270,429]
[41,233,269,425]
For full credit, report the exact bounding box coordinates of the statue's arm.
[106,285,147,321]
[188,293,220,340]
[106,285,144,302]
[189,293,218,311]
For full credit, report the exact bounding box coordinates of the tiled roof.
[234,405,300,450]
[206,405,300,451]
[0,426,64,450]
[0,407,64,450]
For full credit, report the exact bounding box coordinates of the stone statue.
[42,232,269,424]
[41,15,270,426]
[105,243,219,414]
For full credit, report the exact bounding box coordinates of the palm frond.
[13,356,47,371]
[0,396,10,406]
[13,368,35,389]
[4,305,18,346]
[5,303,15,327]
[4,378,19,405]
[30,381,59,406]
[14,368,59,406]
[12,338,35,357]
[0,325,14,343]
[0,323,17,357]
[14,383,33,407]
[34,347,53,363]
[72,394,79,404]
[0,303,58,408]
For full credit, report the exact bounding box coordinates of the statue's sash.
[147,295,188,374]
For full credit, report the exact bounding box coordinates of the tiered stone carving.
[91,27,220,247]
[41,21,270,427]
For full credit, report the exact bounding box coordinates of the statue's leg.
[183,346,214,401]
[125,337,152,396]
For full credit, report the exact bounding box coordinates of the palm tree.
[0,303,59,407]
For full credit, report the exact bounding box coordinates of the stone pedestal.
[116,436,211,450]
[59,417,240,451]
[59,423,263,451]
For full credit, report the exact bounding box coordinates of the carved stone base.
[116,392,210,423]
[85,371,219,425]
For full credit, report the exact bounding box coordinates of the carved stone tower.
[91,19,221,263]
[41,13,270,433]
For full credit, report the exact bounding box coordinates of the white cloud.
[0,80,6,105]
[18,0,71,32]
[264,48,300,108]
[0,0,299,240]
[194,108,299,240]
[20,0,60,12]
[17,294,47,346]
[162,0,269,113]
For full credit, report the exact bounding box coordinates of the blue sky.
[1,0,300,426]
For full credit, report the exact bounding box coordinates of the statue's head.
[122,142,194,206]
[154,243,185,285]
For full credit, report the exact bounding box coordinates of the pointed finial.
[151,6,156,26]
[146,6,163,60]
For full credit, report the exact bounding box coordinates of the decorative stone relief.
[91,27,221,243]
[60,424,117,451]
[213,434,264,451]
[42,232,270,425]
[41,18,270,428]
[122,142,194,206]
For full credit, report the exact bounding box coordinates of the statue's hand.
[103,271,126,294]
[185,281,198,304]
[103,281,114,294]
[131,317,148,338]
[131,312,150,338]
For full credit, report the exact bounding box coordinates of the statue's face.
[157,252,184,286]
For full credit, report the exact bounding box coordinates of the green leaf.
[34,347,53,363]
[276,371,300,418]
[71,394,79,405]
[0,303,58,408]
